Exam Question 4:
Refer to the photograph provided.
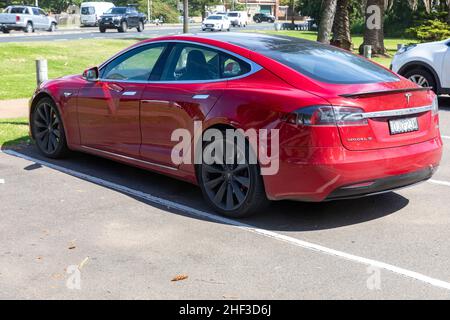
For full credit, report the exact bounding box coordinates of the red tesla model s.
[29,33,442,217]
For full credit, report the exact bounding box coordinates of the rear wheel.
[2,29,10,34]
[24,22,33,33]
[198,131,269,218]
[32,98,69,159]
[403,68,437,93]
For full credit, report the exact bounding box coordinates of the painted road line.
[4,148,450,292]
[0,179,4,184]
[441,135,450,140]
[429,179,450,187]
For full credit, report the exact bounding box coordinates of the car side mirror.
[82,67,99,82]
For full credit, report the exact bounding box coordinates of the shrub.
[406,19,450,42]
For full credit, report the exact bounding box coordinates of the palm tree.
[331,0,352,50]
[317,0,338,44]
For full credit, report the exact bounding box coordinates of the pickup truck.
[0,6,57,33]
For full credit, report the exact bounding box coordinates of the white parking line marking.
[429,179,450,187]
[0,179,4,184]
[441,135,450,140]
[4,148,450,291]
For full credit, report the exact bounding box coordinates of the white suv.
[391,39,450,95]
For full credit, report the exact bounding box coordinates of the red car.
[29,33,442,217]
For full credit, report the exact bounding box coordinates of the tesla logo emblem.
[405,93,412,106]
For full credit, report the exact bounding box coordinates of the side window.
[161,44,220,81]
[32,8,40,15]
[39,9,46,16]
[101,44,167,81]
[221,54,251,79]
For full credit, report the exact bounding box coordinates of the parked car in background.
[253,12,275,23]
[227,11,248,27]
[29,33,442,217]
[80,2,114,27]
[391,39,450,95]
[202,15,230,31]
[0,5,57,33]
[99,6,146,33]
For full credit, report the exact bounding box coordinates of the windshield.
[106,8,126,14]
[81,7,95,15]
[207,16,222,20]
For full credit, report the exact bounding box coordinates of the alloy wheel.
[33,102,62,154]
[408,75,429,87]
[201,140,251,211]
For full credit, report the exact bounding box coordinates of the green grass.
[0,117,30,147]
[0,39,140,100]
[253,30,418,68]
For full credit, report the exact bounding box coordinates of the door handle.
[193,94,209,100]
[106,83,124,93]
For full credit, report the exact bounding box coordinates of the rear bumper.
[263,137,443,201]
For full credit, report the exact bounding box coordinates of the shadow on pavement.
[2,142,411,233]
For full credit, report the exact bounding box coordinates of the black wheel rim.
[202,140,251,211]
[34,103,61,154]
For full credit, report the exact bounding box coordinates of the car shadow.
[2,143,410,232]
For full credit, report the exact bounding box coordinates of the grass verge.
[0,117,31,147]
[0,39,140,100]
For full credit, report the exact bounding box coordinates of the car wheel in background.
[32,97,69,159]
[2,29,10,33]
[48,23,56,32]
[118,21,127,33]
[24,22,33,33]
[404,68,437,93]
[197,131,269,218]
[137,21,144,32]
[99,26,106,33]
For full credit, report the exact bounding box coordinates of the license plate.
[389,117,419,135]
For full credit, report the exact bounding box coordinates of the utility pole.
[183,0,188,33]
[147,0,152,22]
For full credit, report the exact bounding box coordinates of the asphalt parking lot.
[1,98,450,299]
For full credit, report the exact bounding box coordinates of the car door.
[39,9,50,29]
[442,43,450,89]
[139,43,249,167]
[126,7,138,27]
[77,43,168,158]
[31,8,44,29]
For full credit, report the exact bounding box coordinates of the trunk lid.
[328,85,438,151]
[0,14,17,24]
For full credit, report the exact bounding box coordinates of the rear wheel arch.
[398,62,441,93]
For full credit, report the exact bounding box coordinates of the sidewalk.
[0,99,29,119]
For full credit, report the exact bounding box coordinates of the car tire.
[197,130,269,218]
[118,21,127,33]
[99,26,106,33]
[31,97,69,159]
[2,29,10,34]
[403,68,437,93]
[24,22,33,33]
[137,21,144,32]
[48,23,56,32]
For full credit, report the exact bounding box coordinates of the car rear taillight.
[431,95,439,116]
[284,106,368,126]
[16,15,20,22]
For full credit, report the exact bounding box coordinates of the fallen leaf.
[223,294,239,299]
[68,246,76,250]
[171,274,188,282]
[36,256,43,261]
[78,257,89,270]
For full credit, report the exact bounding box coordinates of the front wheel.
[118,21,127,33]
[99,26,106,33]
[403,68,437,93]
[48,23,56,32]
[32,98,69,159]
[137,21,144,32]
[198,132,269,218]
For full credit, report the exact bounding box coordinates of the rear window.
[81,7,95,15]
[10,7,27,14]
[261,40,399,84]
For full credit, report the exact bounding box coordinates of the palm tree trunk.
[359,0,386,55]
[331,0,352,50]
[317,0,338,44]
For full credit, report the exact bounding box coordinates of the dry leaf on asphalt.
[171,274,188,282]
